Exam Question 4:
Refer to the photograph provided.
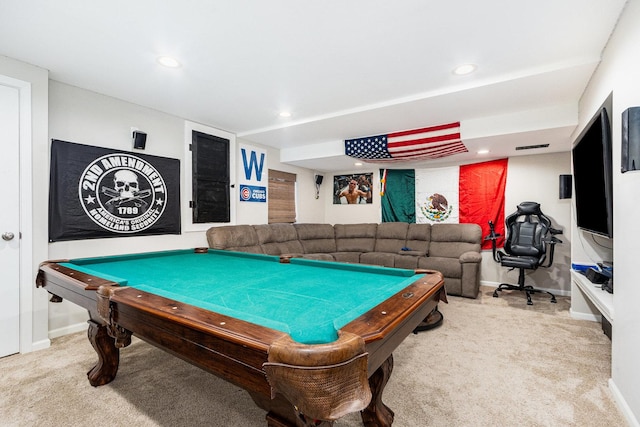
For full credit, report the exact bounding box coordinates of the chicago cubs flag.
[49,139,181,241]
[345,122,467,162]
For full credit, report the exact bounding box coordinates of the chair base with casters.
[486,201,562,306]
[493,268,557,305]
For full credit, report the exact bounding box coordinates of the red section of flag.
[459,158,508,250]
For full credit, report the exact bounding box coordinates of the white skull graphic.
[114,170,139,198]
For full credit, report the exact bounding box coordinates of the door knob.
[2,232,15,241]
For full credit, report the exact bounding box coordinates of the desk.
[37,249,445,426]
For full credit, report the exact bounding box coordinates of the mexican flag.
[381,158,507,249]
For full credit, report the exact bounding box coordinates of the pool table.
[37,249,445,426]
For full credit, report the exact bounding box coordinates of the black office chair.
[486,202,562,305]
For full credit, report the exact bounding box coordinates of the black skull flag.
[49,139,181,241]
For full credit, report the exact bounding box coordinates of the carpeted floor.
[0,286,627,426]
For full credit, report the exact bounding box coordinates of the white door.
[0,83,21,357]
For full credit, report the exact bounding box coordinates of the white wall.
[45,83,327,335]
[48,82,208,259]
[578,1,640,424]
[2,56,577,348]
[234,142,326,225]
[481,152,572,294]
[0,50,595,389]
[47,82,211,333]
[47,85,326,252]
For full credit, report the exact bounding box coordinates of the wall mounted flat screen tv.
[572,104,613,238]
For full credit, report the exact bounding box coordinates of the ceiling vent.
[515,144,550,151]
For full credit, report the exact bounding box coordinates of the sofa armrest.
[458,251,481,298]
[459,251,482,264]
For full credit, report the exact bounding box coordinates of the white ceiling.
[0,0,627,171]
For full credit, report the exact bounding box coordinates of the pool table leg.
[86,319,120,387]
[251,391,336,427]
[361,354,394,427]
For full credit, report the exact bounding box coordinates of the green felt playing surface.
[62,249,423,344]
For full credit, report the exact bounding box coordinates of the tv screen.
[572,107,613,238]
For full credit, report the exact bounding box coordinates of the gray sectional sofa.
[206,222,483,298]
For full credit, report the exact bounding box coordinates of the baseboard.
[569,308,600,322]
[48,322,88,339]
[609,378,640,427]
[30,338,51,352]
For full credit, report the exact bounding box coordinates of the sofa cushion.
[418,256,462,278]
[206,225,264,253]
[254,223,304,255]
[332,252,362,264]
[405,223,431,256]
[428,224,481,258]
[299,253,336,261]
[334,223,377,252]
[294,223,337,253]
[359,252,396,268]
[397,250,425,256]
[392,254,420,269]
[373,222,409,253]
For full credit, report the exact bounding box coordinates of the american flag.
[345,122,467,162]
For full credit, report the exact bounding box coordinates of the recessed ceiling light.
[279,111,292,118]
[477,149,489,154]
[453,63,477,75]
[157,56,181,68]
[354,162,363,166]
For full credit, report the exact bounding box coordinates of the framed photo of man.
[333,173,373,204]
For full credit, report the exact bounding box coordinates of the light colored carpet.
[0,286,626,427]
